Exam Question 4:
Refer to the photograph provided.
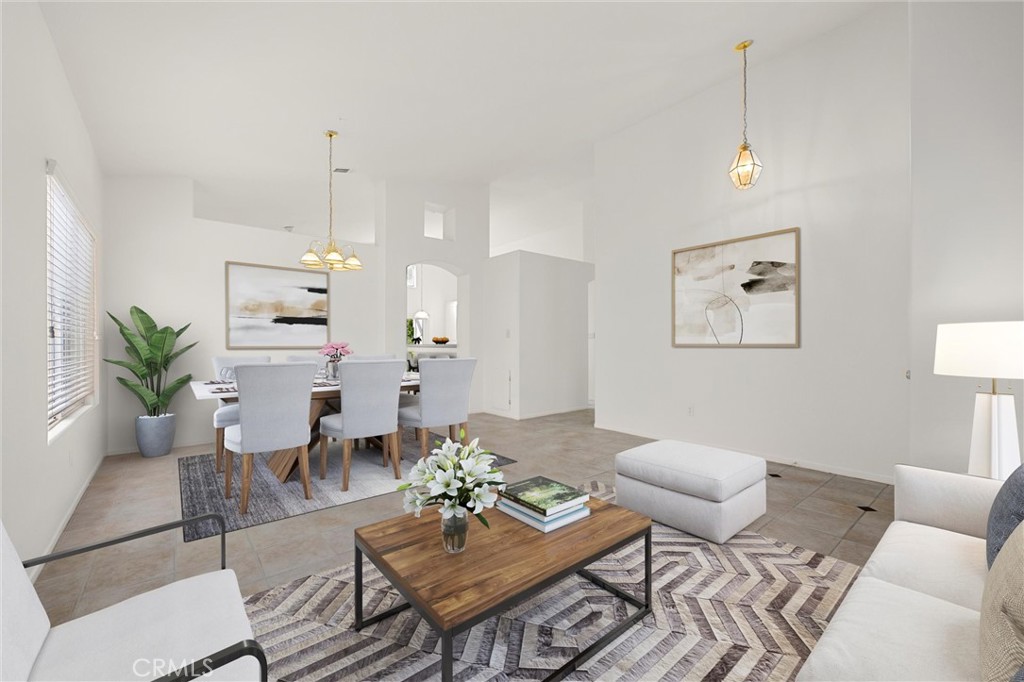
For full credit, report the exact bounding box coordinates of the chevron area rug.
[243,483,860,681]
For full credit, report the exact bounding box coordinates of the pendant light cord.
[327,132,334,243]
[741,47,748,146]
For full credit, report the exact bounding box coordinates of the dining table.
[189,372,421,483]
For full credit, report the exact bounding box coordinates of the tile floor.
[31,409,893,626]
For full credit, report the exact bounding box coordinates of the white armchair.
[1,515,265,681]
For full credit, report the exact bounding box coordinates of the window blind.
[46,171,95,427]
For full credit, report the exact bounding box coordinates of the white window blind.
[46,169,95,428]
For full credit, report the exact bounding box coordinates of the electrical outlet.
[687,405,695,417]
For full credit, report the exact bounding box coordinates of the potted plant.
[104,306,197,457]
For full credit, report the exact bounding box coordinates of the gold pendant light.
[300,130,364,271]
[728,40,763,190]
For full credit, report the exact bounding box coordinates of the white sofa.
[1,517,265,681]
[798,465,1004,681]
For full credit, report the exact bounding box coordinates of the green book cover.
[501,476,589,516]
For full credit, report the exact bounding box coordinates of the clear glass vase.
[441,514,469,554]
[326,360,340,380]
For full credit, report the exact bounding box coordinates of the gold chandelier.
[300,130,363,271]
[728,40,763,190]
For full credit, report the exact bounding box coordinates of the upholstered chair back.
[234,363,316,453]
[0,523,51,681]
[417,358,476,428]
[336,360,406,439]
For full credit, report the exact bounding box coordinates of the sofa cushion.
[615,440,765,502]
[796,576,980,681]
[29,570,259,681]
[987,464,1024,568]
[0,524,51,682]
[981,522,1024,682]
[860,520,988,611]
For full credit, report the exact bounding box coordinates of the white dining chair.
[318,359,406,491]
[398,357,476,459]
[224,363,317,514]
[210,355,270,474]
[346,354,397,362]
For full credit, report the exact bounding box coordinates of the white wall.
[591,6,913,482]
[491,223,586,263]
[907,2,1024,471]
[518,252,594,418]
[481,251,593,419]
[1,2,108,558]
[102,177,384,455]
[380,179,490,408]
[481,253,521,416]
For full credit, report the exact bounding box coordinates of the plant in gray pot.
[104,306,197,457]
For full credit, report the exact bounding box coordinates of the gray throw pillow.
[987,464,1024,568]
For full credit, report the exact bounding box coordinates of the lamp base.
[968,392,1022,480]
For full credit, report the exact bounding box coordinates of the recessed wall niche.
[424,202,456,241]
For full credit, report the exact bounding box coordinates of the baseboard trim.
[29,454,105,582]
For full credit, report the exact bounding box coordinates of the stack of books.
[497,476,591,532]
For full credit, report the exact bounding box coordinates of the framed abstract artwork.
[672,227,800,348]
[225,261,329,349]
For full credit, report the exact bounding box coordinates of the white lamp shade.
[934,321,1024,379]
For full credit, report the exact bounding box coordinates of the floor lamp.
[934,321,1024,480]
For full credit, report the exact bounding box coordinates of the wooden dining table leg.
[267,397,328,483]
[448,424,458,443]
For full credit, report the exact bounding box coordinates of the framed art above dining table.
[225,261,329,349]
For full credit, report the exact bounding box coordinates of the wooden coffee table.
[353,498,652,681]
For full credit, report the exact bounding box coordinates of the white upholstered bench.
[615,440,766,543]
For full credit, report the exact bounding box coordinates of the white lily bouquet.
[398,437,506,529]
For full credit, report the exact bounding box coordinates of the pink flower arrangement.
[319,341,353,361]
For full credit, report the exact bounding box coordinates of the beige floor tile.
[34,570,89,616]
[795,496,866,523]
[775,507,858,538]
[744,513,775,533]
[776,466,833,485]
[830,539,875,566]
[84,542,176,592]
[759,518,841,556]
[810,485,879,508]
[72,573,179,619]
[255,531,339,577]
[821,475,886,498]
[844,515,891,545]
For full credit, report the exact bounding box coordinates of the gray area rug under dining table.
[178,430,515,541]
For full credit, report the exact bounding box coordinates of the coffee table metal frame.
[354,525,652,682]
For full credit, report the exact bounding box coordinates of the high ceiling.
[39,1,871,241]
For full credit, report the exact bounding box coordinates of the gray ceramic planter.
[135,413,176,457]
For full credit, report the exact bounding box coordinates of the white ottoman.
[615,440,766,543]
